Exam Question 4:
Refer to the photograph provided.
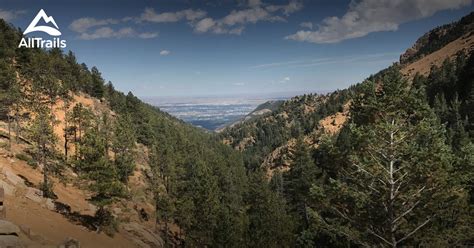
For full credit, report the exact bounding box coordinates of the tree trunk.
[14,111,20,142]
[7,115,11,151]
[64,133,68,160]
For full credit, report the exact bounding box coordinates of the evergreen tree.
[112,113,136,183]
[77,122,125,216]
[246,170,294,247]
[0,59,19,149]
[180,161,220,247]
[149,141,178,246]
[90,66,105,98]
[28,109,58,198]
[309,69,472,247]
[283,137,321,232]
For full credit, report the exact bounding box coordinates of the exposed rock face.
[45,198,55,211]
[400,12,474,64]
[122,222,163,248]
[58,237,81,248]
[0,220,22,247]
[3,168,25,186]
[0,220,19,235]
[0,235,22,247]
[399,26,450,64]
[0,179,15,196]
[25,187,43,203]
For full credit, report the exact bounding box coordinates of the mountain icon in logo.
[24,9,61,36]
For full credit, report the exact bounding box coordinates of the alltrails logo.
[18,9,67,48]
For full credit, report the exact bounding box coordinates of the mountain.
[1,9,473,247]
[219,12,474,245]
[216,100,284,132]
[399,12,474,65]
[0,19,256,247]
[220,11,474,176]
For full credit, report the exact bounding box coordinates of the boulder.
[25,188,43,203]
[0,220,20,235]
[87,203,97,213]
[0,179,14,195]
[0,235,22,247]
[3,168,24,186]
[45,198,55,211]
[58,237,80,248]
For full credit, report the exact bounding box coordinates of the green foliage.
[27,109,58,197]
[90,66,105,98]
[1,13,472,247]
[15,152,34,164]
[221,89,355,169]
[245,170,295,247]
[112,114,136,183]
[283,137,321,232]
[402,12,474,63]
[95,207,119,236]
[308,69,473,246]
[77,122,125,207]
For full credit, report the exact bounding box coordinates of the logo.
[24,9,61,36]
[18,9,67,48]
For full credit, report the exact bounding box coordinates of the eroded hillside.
[221,11,474,177]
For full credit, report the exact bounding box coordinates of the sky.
[1,0,473,97]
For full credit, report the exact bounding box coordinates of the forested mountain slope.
[0,19,295,247]
[221,11,474,176]
[0,9,473,247]
[220,12,474,246]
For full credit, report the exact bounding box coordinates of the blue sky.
[1,0,473,97]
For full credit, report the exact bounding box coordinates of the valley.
[0,2,473,248]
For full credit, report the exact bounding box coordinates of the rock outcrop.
[0,220,22,247]
[122,222,163,248]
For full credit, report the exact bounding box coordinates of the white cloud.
[69,17,119,32]
[280,76,290,83]
[248,0,262,7]
[0,9,26,21]
[233,82,246,86]
[139,8,206,23]
[194,18,216,33]
[286,0,472,44]
[70,0,302,39]
[221,7,273,26]
[267,0,303,16]
[300,22,313,29]
[138,32,159,39]
[252,52,401,69]
[78,27,158,40]
[192,0,302,35]
[160,50,171,56]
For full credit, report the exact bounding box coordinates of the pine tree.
[149,141,178,246]
[112,113,136,183]
[0,59,19,149]
[28,109,58,198]
[284,137,320,231]
[90,66,105,98]
[77,122,125,213]
[309,68,472,247]
[180,162,220,247]
[246,170,294,247]
[69,103,92,159]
